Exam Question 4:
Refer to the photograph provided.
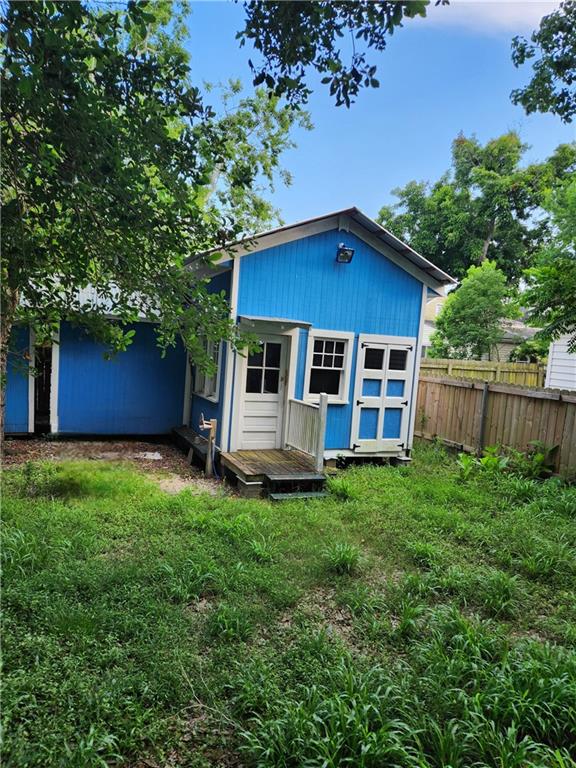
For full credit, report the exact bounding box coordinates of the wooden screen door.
[239,334,288,450]
[350,334,415,453]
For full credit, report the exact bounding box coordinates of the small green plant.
[207,603,252,642]
[324,542,361,575]
[480,446,510,473]
[327,475,357,501]
[457,452,479,480]
[406,540,442,569]
[248,535,275,563]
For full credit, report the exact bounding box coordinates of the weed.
[207,603,252,642]
[457,452,479,480]
[327,475,357,501]
[248,535,275,563]
[324,542,361,575]
[406,540,442,569]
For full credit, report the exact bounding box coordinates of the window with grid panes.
[309,338,346,396]
[193,340,220,400]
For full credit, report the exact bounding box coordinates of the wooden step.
[264,472,325,483]
[269,491,328,501]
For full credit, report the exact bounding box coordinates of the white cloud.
[425,0,561,34]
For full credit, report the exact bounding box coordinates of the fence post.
[205,418,217,477]
[477,382,489,455]
[315,393,328,473]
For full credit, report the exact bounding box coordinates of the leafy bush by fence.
[416,376,576,478]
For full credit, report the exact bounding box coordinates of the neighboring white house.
[545,335,576,390]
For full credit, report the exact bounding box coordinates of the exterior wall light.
[336,243,355,263]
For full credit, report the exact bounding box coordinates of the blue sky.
[186,1,575,225]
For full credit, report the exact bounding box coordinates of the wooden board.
[220,448,320,483]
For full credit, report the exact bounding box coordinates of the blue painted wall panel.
[237,229,422,336]
[359,408,379,440]
[383,408,402,439]
[58,322,186,434]
[5,326,30,433]
[387,380,405,397]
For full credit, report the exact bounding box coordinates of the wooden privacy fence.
[420,359,546,387]
[415,375,576,478]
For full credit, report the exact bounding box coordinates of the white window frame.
[193,340,222,403]
[304,329,354,405]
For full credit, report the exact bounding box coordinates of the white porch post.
[315,392,328,473]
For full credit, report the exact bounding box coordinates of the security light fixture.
[336,243,355,263]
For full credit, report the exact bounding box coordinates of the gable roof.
[189,207,456,288]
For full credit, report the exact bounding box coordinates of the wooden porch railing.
[286,393,328,473]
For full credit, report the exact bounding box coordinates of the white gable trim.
[209,214,448,292]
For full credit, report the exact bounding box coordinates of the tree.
[511,1,576,123]
[430,262,518,360]
[377,133,576,282]
[523,179,576,352]
[239,1,444,106]
[0,1,306,433]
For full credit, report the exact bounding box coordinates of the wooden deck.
[220,449,324,484]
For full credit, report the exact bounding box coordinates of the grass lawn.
[2,442,576,767]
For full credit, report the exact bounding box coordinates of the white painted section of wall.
[220,256,240,451]
[50,326,60,434]
[407,284,427,449]
[545,336,576,391]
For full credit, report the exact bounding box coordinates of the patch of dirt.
[3,437,222,495]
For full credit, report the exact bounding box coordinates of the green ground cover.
[2,443,575,767]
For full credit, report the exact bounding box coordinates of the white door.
[239,335,288,450]
[350,334,415,453]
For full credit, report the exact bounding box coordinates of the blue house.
[5,208,453,491]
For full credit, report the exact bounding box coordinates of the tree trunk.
[0,287,19,449]
[480,217,496,261]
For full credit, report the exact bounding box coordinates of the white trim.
[220,255,240,451]
[214,218,336,262]
[200,208,454,288]
[324,448,403,460]
[407,284,427,449]
[281,327,300,447]
[182,353,192,426]
[303,328,355,405]
[27,329,35,433]
[50,325,60,434]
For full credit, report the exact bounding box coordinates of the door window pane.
[264,369,280,393]
[248,347,264,366]
[389,349,408,370]
[365,348,384,369]
[246,368,262,393]
[265,343,281,368]
[309,368,340,395]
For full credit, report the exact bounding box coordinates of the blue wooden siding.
[58,322,186,434]
[237,229,422,335]
[188,268,231,447]
[242,231,423,451]
[5,326,30,433]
